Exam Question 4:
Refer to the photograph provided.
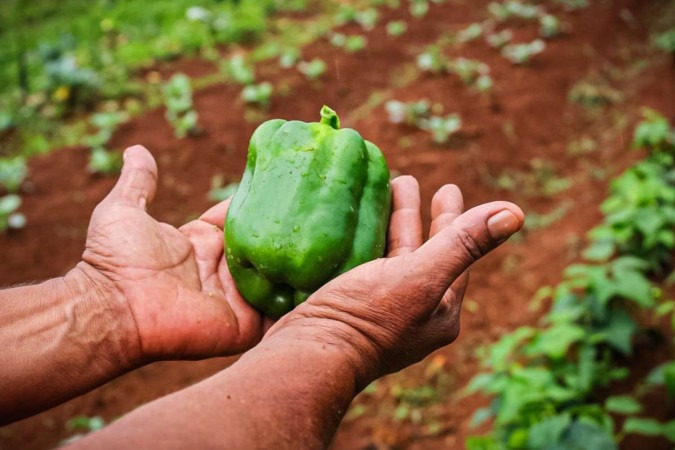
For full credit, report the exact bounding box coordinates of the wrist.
[62,262,144,371]
[262,312,382,392]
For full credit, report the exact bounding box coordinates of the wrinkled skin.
[83,144,523,383]
[81,145,268,363]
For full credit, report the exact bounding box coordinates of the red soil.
[0,0,673,449]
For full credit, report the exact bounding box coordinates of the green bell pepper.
[225,106,392,318]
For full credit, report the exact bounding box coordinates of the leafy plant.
[410,0,430,18]
[501,39,546,65]
[297,59,327,81]
[89,147,122,175]
[386,21,408,37]
[279,48,301,69]
[384,100,431,125]
[222,55,255,85]
[37,36,101,113]
[162,73,199,138]
[355,8,379,31]
[632,108,675,152]
[449,58,490,85]
[331,34,368,53]
[419,114,462,144]
[457,23,484,43]
[241,82,273,107]
[539,14,561,38]
[654,30,675,54]
[488,1,541,22]
[0,194,26,233]
[0,157,28,193]
[82,111,127,175]
[486,30,513,49]
[417,46,449,74]
[466,113,675,449]
[344,36,368,53]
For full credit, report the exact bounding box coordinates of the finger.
[199,197,232,228]
[429,184,464,238]
[411,202,524,298]
[180,220,224,291]
[387,176,423,257]
[103,145,158,210]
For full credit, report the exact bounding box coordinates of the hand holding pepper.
[1,144,523,450]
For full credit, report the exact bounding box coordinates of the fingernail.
[487,210,521,241]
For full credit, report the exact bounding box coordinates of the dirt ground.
[0,0,673,449]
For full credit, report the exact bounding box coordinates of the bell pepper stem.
[320,105,340,130]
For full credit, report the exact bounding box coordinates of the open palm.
[82,145,264,361]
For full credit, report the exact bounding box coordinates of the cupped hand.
[80,145,266,363]
[268,176,524,387]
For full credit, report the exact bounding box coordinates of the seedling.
[355,8,379,31]
[330,34,368,53]
[386,21,408,37]
[0,157,27,193]
[241,82,273,107]
[417,46,449,74]
[385,100,431,126]
[83,111,127,175]
[419,114,462,144]
[449,58,490,84]
[475,75,494,92]
[410,0,429,18]
[632,108,675,152]
[486,29,513,48]
[539,14,561,38]
[279,48,301,69]
[222,55,255,85]
[501,39,546,65]
[457,23,484,43]
[162,74,200,138]
[488,1,541,21]
[0,195,25,233]
[297,59,327,81]
[344,36,368,53]
[89,147,122,175]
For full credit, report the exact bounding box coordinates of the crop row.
[465,110,675,449]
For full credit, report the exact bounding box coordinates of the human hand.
[78,145,266,364]
[266,176,524,388]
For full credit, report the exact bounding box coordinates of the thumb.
[103,145,158,210]
[411,201,524,294]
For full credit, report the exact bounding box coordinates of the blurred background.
[0,0,674,449]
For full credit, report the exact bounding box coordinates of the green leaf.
[526,324,585,359]
[464,373,495,395]
[526,413,571,448]
[604,395,642,415]
[623,418,664,437]
[583,241,615,262]
[663,420,675,443]
[557,421,617,450]
[594,309,637,355]
[470,407,494,428]
[466,435,501,450]
[665,362,675,398]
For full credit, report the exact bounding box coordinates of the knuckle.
[454,229,486,261]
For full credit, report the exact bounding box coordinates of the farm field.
[0,0,674,449]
